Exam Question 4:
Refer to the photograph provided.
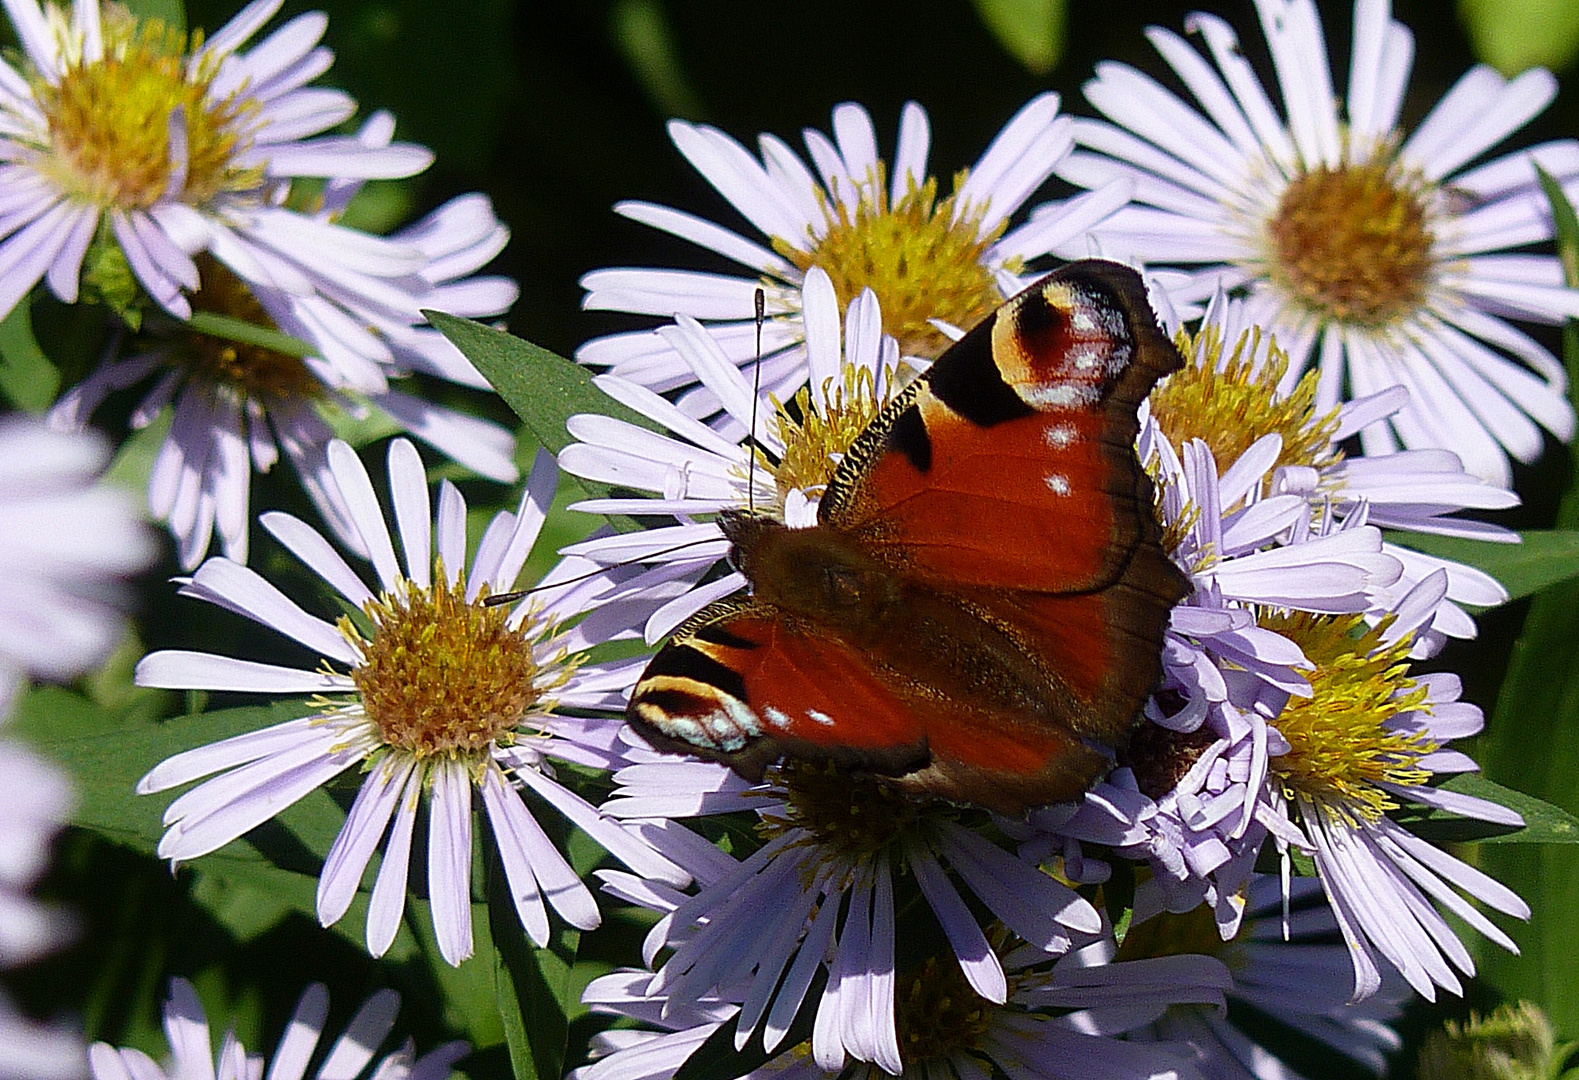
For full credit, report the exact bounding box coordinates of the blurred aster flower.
[0,0,433,322]
[48,104,520,570]
[1123,876,1410,1080]
[561,267,901,641]
[579,96,1129,421]
[87,979,467,1080]
[1058,0,1579,483]
[0,415,151,1080]
[0,738,82,1080]
[134,437,690,965]
[0,415,154,707]
[597,753,1113,1076]
[573,933,1229,1080]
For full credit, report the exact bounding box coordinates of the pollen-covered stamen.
[1265,161,1434,327]
[759,761,930,863]
[33,12,261,210]
[775,166,1012,360]
[895,952,996,1064]
[769,363,889,502]
[1150,324,1341,487]
[1262,612,1435,824]
[348,573,541,759]
[171,256,323,402]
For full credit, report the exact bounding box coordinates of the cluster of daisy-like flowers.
[20,0,1578,1078]
[1,0,521,570]
[553,266,1530,1076]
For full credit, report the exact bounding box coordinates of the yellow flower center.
[33,9,260,210]
[774,168,1013,359]
[895,952,995,1065]
[768,362,890,504]
[1262,613,1435,823]
[1150,323,1340,486]
[348,573,542,759]
[1264,162,1434,328]
[170,256,323,402]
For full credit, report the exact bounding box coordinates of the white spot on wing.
[1020,384,1099,409]
[807,709,836,726]
[1044,424,1077,448]
[1045,473,1071,495]
[765,707,792,730]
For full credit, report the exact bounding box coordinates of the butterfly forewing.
[822,260,1180,595]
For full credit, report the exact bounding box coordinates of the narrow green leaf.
[0,300,59,411]
[1387,530,1579,605]
[426,311,657,459]
[411,896,506,1049]
[1473,173,1579,1029]
[486,851,579,1080]
[185,311,316,359]
[610,0,706,120]
[1400,775,1579,844]
[969,0,1066,74]
[1459,0,1579,78]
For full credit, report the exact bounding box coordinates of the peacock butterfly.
[626,260,1189,815]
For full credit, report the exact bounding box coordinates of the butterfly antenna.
[747,287,765,515]
[481,534,727,607]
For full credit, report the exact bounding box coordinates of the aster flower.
[134,437,692,965]
[1058,0,1579,483]
[46,106,520,570]
[561,267,902,640]
[573,932,1229,1080]
[1123,876,1410,1080]
[1153,294,1518,644]
[0,0,434,323]
[88,979,467,1080]
[1258,572,1529,1002]
[598,753,1127,1076]
[579,95,1129,420]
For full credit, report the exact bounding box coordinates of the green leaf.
[1459,0,1579,78]
[0,299,59,411]
[1473,174,1579,1030]
[425,310,657,459]
[969,0,1066,75]
[1387,530,1579,604]
[1400,775,1579,844]
[486,851,580,1080]
[610,0,706,120]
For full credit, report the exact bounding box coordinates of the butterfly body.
[629,260,1189,814]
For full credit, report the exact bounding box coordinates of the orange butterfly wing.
[627,260,1187,812]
